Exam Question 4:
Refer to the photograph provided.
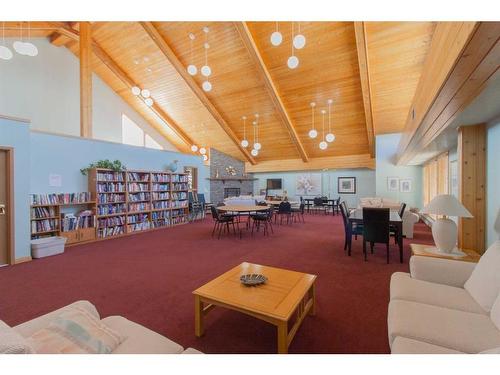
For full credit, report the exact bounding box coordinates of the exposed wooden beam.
[53,25,195,151]
[395,22,488,165]
[139,21,257,165]
[49,32,72,47]
[79,22,92,138]
[353,22,375,158]
[245,154,375,173]
[234,22,309,162]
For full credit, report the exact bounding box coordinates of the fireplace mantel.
[206,177,258,184]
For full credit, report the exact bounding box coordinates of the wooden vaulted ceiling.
[4,21,436,169]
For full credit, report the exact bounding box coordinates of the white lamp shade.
[319,141,328,150]
[201,65,211,77]
[191,145,198,152]
[241,139,249,148]
[287,55,299,69]
[270,31,282,46]
[253,142,261,151]
[199,147,207,155]
[325,133,335,143]
[144,98,154,107]
[187,64,197,76]
[308,129,318,139]
[141,89,151,98]
[250,149,258,156]
[202,81,212,92]
[293,34,306,49]
[420,194,473,217]
[203,154,208,161]
[131,86,141,96]
[0,45,13,60]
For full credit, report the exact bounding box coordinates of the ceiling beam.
[139,21,257,165]
[396,22,499,165]
[49,31,72,47]
[245,154,375,173]
[234,22,309,162]
[79,22,93,138]
[52,25,195,152]
[353,22,375,158]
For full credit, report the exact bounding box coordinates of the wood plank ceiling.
[4,21,436,169]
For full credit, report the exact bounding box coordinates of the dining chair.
[340,201,363,254]
[362,207,391,263]
[331,197,341,215]
[390,203,406,244]
[276,201,292,225]
[291,202,305,223]
[210,206,238,239]
[250,207,273,236]
[311,197,327,215]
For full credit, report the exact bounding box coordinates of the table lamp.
[420,194,473,253]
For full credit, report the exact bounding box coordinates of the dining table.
[217,205,271,238]
[347,209,404,263]
[303,198,340,215]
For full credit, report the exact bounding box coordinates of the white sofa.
[1,300,201,354]
[224,195,265,206]
[388,241,500,354]
[358,197,420,238]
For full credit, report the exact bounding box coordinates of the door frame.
[0,146,14,265]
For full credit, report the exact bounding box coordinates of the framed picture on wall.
[296,173,322,196]
[338,177,356,194]
[400,179,412,193]
[387,177,399,191]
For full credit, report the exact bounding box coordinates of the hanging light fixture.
[325,99,336,143]
[203,154,209,161]
[251,117,259,156]
[187,33,198,76]
[201,26,212,92]
[199,147,207,155]
[253,114,261,151]
[270,22,283,46]
[13,21,27,55]
[191,144,199,152]
[293,22,306,50]
[287,22,299,69]
[251,149,258,157]
[140,89,151,98]
[144,98,154,107]
[308,102,318,138]
[240,116,249,148]
[0,22,13,60]
[131,86,141,96]
[319,109,328,150]
[22,22,38,56]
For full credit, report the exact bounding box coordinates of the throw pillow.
[0,320,34,354]
[28,306,124,354]
[464,241,500,312]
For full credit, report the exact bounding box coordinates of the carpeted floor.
[0,213,433,353]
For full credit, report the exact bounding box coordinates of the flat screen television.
[266,178,282,190]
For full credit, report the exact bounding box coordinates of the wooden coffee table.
[192,262,317,354]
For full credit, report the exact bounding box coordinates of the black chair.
[390,203,406,244]
[362,207,391,263]
[311,197,327,215]
[188,192,204,222]
[291,202,305,223]
[210,206,237,239]
[275,201,292,225]
[331,197,341,215]
[250,207,273,236]
[340,201,363,254]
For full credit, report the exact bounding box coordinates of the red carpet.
[0,214,433,353]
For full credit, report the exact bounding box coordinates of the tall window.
[121,114,163,150]
[184,166,198,192]
[423,152,449,219]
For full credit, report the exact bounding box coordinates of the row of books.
[98,194,125,203]
[171,200,189,208]
[97,216,125,228]
[97,172,125,181]
[127,182,150,192]
[61,213,95,232]
[128,203,150,212]
[127,172,150,182]
[171,209,188,217]
[96,183,125,192]
[151,174,170,182]
[127,214,149,224]
[97,204,127,216]
[128,193,150,202]
[172,216,188,225]
[30,192,92,205]
[152,183,170,191]
[152,211,170,220]
[152,192,170,200]
[31,206,56,219]
[151,220,170,228]
[172,183,189,191]
[171,175,189,183]
[97,226,125,238]
[128,222,151,232]
[152,201,169,210]
[31,219,58,234]
[171,192,188,200]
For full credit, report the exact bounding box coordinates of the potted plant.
[80,159,127,175]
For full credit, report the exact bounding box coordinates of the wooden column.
[79,22,92,138]
[458,124,486,253]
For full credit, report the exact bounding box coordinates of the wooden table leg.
[195,295,204,337]
[277,321,288,354]
[309,283,316,316]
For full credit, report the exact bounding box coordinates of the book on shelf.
[96,171,125,181]
[98,194,125,203]
[172,183,189,191]
[152,201,170,209]
[61,210,95,232]
[171,174,188,183]
[127,183,149,192]
[31,206,56,219]
[30,192,93,205]
[152,183,169,191]
[98,226,125,238]
[152,211,170,220]
[97,203,127,216]
[171,192,187,200]
[97,183,125,192]
[97,216,125,228]
[127,213,149,224]
[152,192,170,200]
[128,202,150,212]
[171,200,188,208]
[127,221,151,232]
[127,172,150,182]
[128,192,150,202]
[152,173,170,182]
[31,219,58,234]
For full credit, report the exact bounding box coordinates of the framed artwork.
[296,173,322,196]
[387,177,399,191]
[400,179,412,193]
[338,177,356,194]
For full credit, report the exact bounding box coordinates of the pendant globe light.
[140,89,150,98]
[203,154,209,161]
[144,98,154,107]
[186,33,198,76]
[240,116,249,148]
[319,109,328,150]
[251,149,258,157]
[308,102,318,139]
[287,22,299,69]
[270,22,283,46]
[293,22,306,50]
[253,114,262,151]
[199,147,207,155]
[22,23,38,57]
[0,22,13,60]
[325,99,336,143]
[191,144,199,152]
[201,26,212,92]
[131,86,141,96]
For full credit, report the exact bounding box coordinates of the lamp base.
[431,218,457,253]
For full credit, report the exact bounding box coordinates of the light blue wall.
[375,133,423,209]
[253,169,376,207]
[0,118,31,260]
[487,120,500,246]
[29,132,209,195]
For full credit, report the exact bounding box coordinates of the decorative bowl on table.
[240,274,267,286]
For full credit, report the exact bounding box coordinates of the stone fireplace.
[224,188,241,198]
